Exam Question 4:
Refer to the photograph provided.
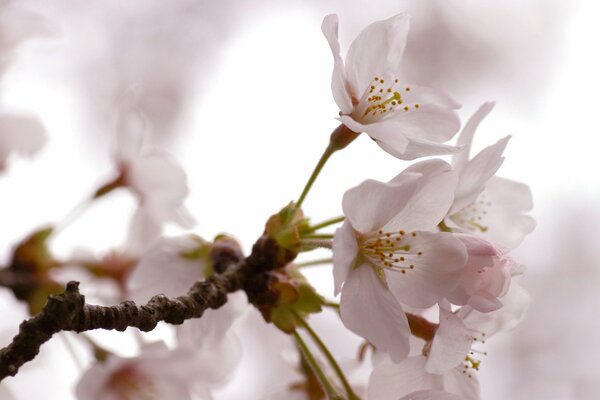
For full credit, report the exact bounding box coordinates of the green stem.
[306,216,345,233]
[51,197,94,238]
[293,330,343,400]
[296,258,333,268]
[294,312,360,400]
[302,233,334,240]
[324,301,340,310]
[296,144,336,208]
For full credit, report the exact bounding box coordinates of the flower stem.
[293,330,343,400]
[300,239,333,250]
[294,312,360,400]
[306,216,345,233]
[302,233,335,240]
[52,197,94,238]
[296,144,336,209]
[296,258,333,268]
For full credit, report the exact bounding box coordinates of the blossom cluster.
[324,14,533,399]
[0,7,535,400]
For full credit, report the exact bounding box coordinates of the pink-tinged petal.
[385,232,467,308]
[0,114,46,168]
[451,136,510,214]
[399,390,462,400]
[480,177,535,249]
[452,102,495,170]
[0,385,16,400]
[381,136,461,161]
[402,85,461,110]
[368,356,443,400]
[443,367,481,400]
[332,221,359,295]
[461,283,530,338]
[345,14,410,96]
[126,206,163,254]
[321,14,353,114]
[340,265,410,362]
[383,160,457,232]
[390,104,461,143]
[128,236,208,303]
[468,293,503,313]
[426,306,472,374]
[339,115,410,154]
[341,174,420,234]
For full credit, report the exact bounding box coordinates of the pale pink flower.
[447,102,535,249]
[0,114,46,171]
[127,235,209,303]
[322,14,461,160]
[333,159,467,362]
[111,110,194,253]
[76,341,203,400]
[446,234,514,313]
[369,355,480,400]
[0,384,15,400]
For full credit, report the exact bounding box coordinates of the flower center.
[451,192,492,233]
[353,76,420,123]
[359,229,424,281]
[106,364,155,400]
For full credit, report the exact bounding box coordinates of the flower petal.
[368,356,443,400]
[479,177,535,249]
[340,265,410,362]
[452,102,495,170]
[388,104,461,143]
[399,390,463,400]
[341,173,420,234]
[321,14,353,114]
[345,14,410,97]
[451,136,510,214]
[383,159,457,232]
[339,115,410,155]
[128,235,208,303]
[443,367,481,400]
[0,114,46,169]
[332,221,359,295]
[380,136,461,161]
[385,231,467,308]
[460,283,530,338]
[426,306,472,374]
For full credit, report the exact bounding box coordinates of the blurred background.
[1,0,598,399]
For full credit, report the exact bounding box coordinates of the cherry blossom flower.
[0,113,46,171]
[76,341,193,400]
[77,236,244,400]
[322,14,461,160]
[127,235,209,303]
[104,109,194,253]
[446,234,514,313]
[333,159,467,362]
[368,283,530,400]
[446,102,535,249]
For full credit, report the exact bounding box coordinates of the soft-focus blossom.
[75,340,220,400]
[0,383,15,400]
[333,159,467,361]
[0,113,46,171]
[109,110,195,253]
[369,355,480,400]
[446,102,535,249]
[447,234,514,313]
[322,14,461,160]
[123,235,244,398]
[127,235,209,303]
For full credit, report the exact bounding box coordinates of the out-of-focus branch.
[0,234,296,381]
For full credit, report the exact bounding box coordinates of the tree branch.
[0,234,296,381]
